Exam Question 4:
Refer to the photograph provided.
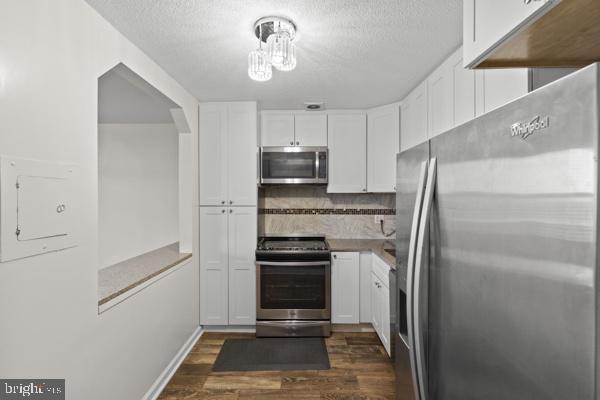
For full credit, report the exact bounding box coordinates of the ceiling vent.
[304,102,325,111]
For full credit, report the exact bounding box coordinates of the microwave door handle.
[315,151,320,179]
[407,160,429,400]
[413,157,437,400]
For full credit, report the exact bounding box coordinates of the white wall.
[0,1,199,399]
[98,123,179,269]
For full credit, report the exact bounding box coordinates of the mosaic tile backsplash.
[258,186,396,239]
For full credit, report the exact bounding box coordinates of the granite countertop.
[98,242,192,306]
[328,239,396,269]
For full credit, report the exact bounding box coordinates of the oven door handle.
[257,261,331,267]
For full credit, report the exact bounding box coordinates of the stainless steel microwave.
[260,146,328,185]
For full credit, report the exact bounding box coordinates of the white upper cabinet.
[294,114,328,147]
[327,113,367,193]
[463,0,560,68]
[428,56,454,139]
[367,104,400,193]
[400,47,531,152]
[227,103,258,206]
[261,112,327,147]
[228,207,257,325]
[199,103,228,206]
[261,113,295,146]
[451,50,478,127]
[481,68,529,113]
[199,102,257,206]
[331,252,360,324]
[400,81,428,151]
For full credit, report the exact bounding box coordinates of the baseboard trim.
[142,326,203,400]
[201,325,256,333]
[332,323,375,333]
[200,324,374,333]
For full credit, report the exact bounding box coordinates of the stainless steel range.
[255,235,331,337]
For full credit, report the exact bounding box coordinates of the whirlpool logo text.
[510,116,550,140]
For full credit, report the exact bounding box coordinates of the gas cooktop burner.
[256,236,331,262]
[261,240,328,251]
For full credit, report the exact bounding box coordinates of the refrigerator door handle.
[413,157,437,400]
[406,160,429,400]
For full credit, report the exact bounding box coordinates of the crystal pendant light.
[248,49,272,81]
[267,25,292,69]
[248,24,272,82]
[275,42,296,72]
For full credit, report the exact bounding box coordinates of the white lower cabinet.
[199,207,229,325]
[380,278,390,355]
[228,207,257,325]
[371,256,391,356]
[200,206,256,326]
[331,252,360,324]
[359,252,372,323]
[370,272,381,333]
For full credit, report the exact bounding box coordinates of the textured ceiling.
[86,0,462,109]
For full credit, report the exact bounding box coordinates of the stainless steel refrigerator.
[394,63,598,400]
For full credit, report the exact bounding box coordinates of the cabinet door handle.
[221,209,226,213]
[290,141,294,145]
[296,141,300,145]
[221,200,225,205]
[229,200,233,205]
[333,254,337,259]
[229,209,233,214]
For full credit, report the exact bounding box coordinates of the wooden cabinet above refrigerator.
[464,0,600,69]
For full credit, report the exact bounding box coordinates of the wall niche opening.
[97,63,191,312]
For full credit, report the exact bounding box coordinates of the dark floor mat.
[211,337,330,372]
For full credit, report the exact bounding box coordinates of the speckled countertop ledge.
[98,243,192,306]
[328,239,396,269]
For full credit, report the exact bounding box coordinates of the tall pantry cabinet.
[199,102,257,325]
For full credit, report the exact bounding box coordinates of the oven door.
[260,147,327,184]
[256,261,331,320]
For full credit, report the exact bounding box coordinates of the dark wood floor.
[158,331,396,400]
